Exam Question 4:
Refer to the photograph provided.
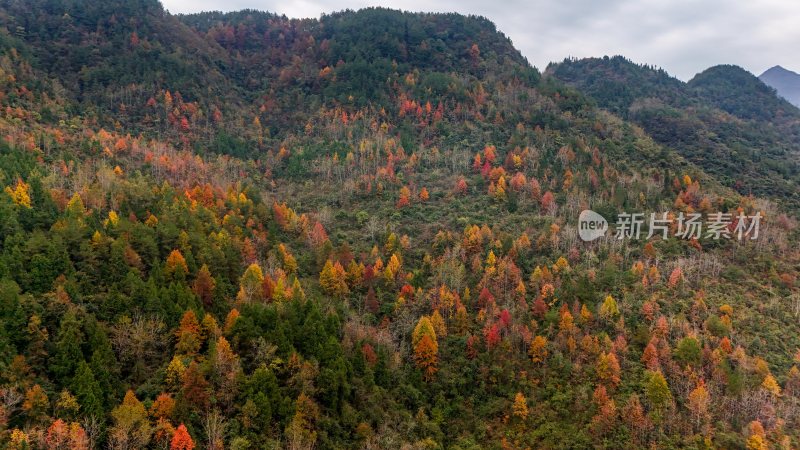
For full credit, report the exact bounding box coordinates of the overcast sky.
[161,0,800,81]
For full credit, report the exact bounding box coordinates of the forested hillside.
[548,56,800,210]
[0,2,799,449]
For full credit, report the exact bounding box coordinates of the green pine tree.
[72,360,104,417]
[51,309,84,382]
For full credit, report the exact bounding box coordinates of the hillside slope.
[0,3,799,450]
[548,56,800,210]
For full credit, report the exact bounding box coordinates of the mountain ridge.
[760,65,800,108]
[0,3,799,449]
[548,55,800,210]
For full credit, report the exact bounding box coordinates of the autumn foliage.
[0,5,797,450]
[170,424,195,450]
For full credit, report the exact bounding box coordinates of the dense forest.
[548,56,800,209]
[0,1,799,449]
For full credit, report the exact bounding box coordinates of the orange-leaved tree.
[320,260,349,297]
[170,423,195,450]
[412,316,439,381]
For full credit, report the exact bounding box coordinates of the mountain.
[689,64,800,122]
[548,56,800,209]
[1,2,800,449]
[760,65,800,108]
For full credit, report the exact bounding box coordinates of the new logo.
[579,210,608,242]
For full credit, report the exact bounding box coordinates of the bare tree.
[0,387,23,427]
[81,414,102,450]
[204,409,227,450]
[111,314,167,382]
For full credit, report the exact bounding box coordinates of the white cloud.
[161,0,800,80]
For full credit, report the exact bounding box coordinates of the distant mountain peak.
[762,65,798,75]
[759,65,800,107]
